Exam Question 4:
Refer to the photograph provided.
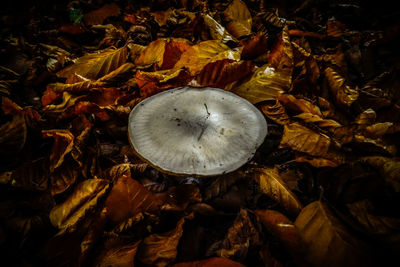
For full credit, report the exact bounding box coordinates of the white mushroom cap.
[128,87,268,176]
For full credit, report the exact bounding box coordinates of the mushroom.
[128,87,268,176]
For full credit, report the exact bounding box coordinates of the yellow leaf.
[57,46,128,80]
[254,168,303,218]
[174,40,241,75]
[223,0,252,38]
[202,14,237,44]
[230,64,289,104]
[325,67,359,107]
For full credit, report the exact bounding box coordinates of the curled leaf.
[278,94,322,116]
[42,130,74,172]
[223,0,252,38]
[202,14,237,44]
[254,168,303,218]
[259,99,290,125]
[50,179,109,231]
[324,67,359,107]
[240,32,268,60]
[137,214,193,267]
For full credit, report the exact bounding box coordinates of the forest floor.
[1,0,399,266]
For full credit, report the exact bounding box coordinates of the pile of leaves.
[1,0,400,266]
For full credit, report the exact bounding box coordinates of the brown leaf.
[254,168,303,218]
[57,46,128,80]
[223,0,252,38]
[173,257,245,267]
[267,26,293,74]
[135,38,191,69]
[196,59,254,88]
[174,40,241,75]
[49,179,109,231]
[105,175,161,224]
[1,97,41,126]
[294,113,341,131]
[50,158,79,195]
[326,18,348,38]
[324,67,359,107]
[204,172,244,201]
[230,64,289,104]
[137,214,193,267]
[278,94,322,116]
[206,209,260,261]
[255,209,303,263]
[295,201,372,267]
[42,129,74,172]
[240,32,268,60]
[259,99,290,125]
[0,114,27,161]
[84,3,121,26]
[362,156,400,192]
[96,241,141,267]
[159,184,202,211]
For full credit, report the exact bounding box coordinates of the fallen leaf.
[267,26,293,75]
[295,112,341,131]
[2,97,41,126]
[57,46,128,80]
[254,168,303,218]
[223,0,252,38]
[259,99,290,125]
[324,67,359,107]
[84,3,121,26]
[173,257,245,267]
[295,201,371,267]
[240,32,268,60]
[160,184,202,211]
[174,40,241,75]
[278,94,322,116]
[206,209,260,261]
[137,214,193,267]
[202,14,237,44]
[105,175,161,224]
[50,158,79,195]
[42,129,74,172]
[196,59,254,88]
[204,172,244,201]
[49,179,109,231]
[0,115,27,161]
[230,64,289,103]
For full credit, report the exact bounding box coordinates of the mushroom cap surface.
[128,87,267,176]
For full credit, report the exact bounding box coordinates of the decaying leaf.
[57,46,128,80]
[96,241,141,267]
[295,201,372,267]
[223,0,252,38]
[42,129,74,172]
[105,174,161,224]
[160,184,202,211]
[206,209,260,261]
[0,114,27,161]
[174,40,241,75]
[137,214,194,267]
[49,179,109,231]
[259,99,290,125]
[324,67,359,107]
[278,94,322,116]
[240,32,268,60]
[267,26,293,75]
[254,168,302,218]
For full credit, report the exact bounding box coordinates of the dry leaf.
[174,40,241,75]
[202,14,237,44]
[57,46,128,80]
[223,0,252,38]
[230,64,289,104]
[324,67,359,107]
[295,201,371,267]
[137,214,193,267]
[196,59,254,88]
[294,112,341,131]
[96,241,141,267]
[278,94,322,116]
[254,168,303,218]
[0,114,27,160]
[42,129,74,172]
[84,3,121,26]
[268,26,293,74]
[159,184,202,211]
[206,209,260,261]
[105,175,161,224]
[173,257,245,267]
[1,97,41,126]
[259,99,290,125]
[50,158,79,195]
[240,32,268,60]
[49,179,109,231]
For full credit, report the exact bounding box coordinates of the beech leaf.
[57,46,128,80]
[254,168,303,218]
[324,67,359,107]
[42,129,74,172]
[223,0,252,38]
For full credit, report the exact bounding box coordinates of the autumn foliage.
[1,0,400,266]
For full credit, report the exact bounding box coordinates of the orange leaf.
[196,59,254,88]
[173,257,245,267]
[84,3,121,26]
[267,26,293,74]
[278,94,322,116]
[105,175,161,224]
[240,32,268,60]
[59,23,87,34]
[42,129,74,172]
